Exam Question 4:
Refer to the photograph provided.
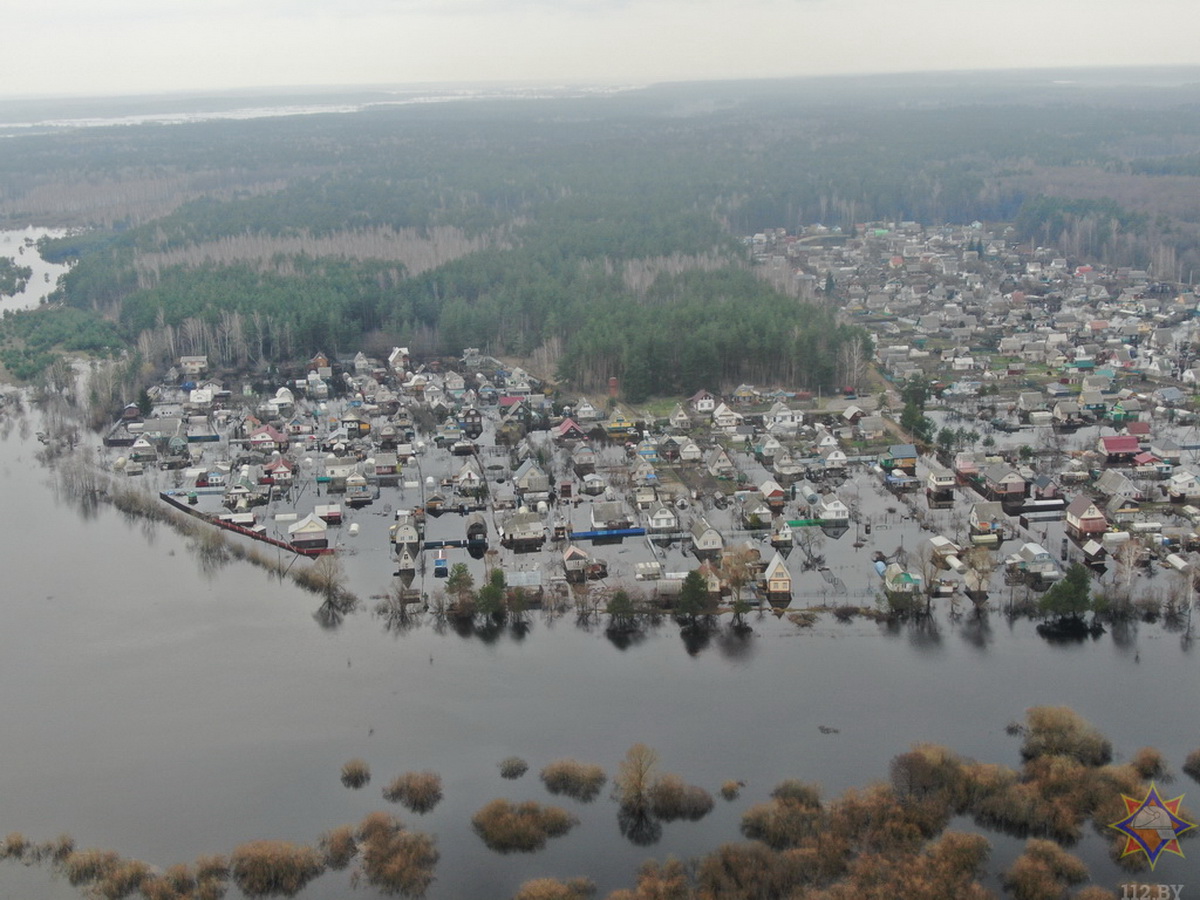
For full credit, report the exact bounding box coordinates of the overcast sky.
[6,0,1199,98]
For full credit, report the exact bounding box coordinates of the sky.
[6,0,1200,98]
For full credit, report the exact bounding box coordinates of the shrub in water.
[229,840,325,898]
[382,771,443,814]
[320,824,358,870]
[63,849,121,886]
[648,775,714,822]
[0,833,29,861]
[540,759,607,802]
[1184,748,1200,783]
[341,758,371,789]
[355,813,439,898]
[1020,707,1112,766]
[512,877,596,900]
[1003,839,1087,900]
[472,799,579,853]
[96,858,151,899]
[1128,747,1169,781]
[499,757,529,780]
[720,781,743,801]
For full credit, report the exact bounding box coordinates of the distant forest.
[5,69,1200,394]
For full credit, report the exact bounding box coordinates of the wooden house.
[646,504,678,534]
[288,513,328,550]
[690,517,724,559]
[1099,434,1140,464]
[1065,496,1108,541]
[982,463,1026,502]
[969,501,1006,543]
[706,448,736,479]
[762,552,792,602]
[880,443,918,473]
[689,389,717,414]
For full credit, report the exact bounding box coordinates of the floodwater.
[0,228,71,311]
[1,406,1198,899]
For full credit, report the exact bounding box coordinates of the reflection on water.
[0,406,1198,897]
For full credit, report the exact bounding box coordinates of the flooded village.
[80,219,1200,632]
[5,218,1200,900]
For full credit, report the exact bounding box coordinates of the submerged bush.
[63,849,122,886]
[720,780,743,801]
[354,813,439,898]
[229,840,325,898]
[341,758,371,789]
[472,799,578,853]
[0,833,29,861]
[499,757,529,780]
[95,858,151,899]
[1003,839,1088,900]
[512,877,596,900]
[320,824,358,870]
[649,775,714,822]
[1185,748,1200,783]
[540,760,607,802]
[1020,707,1112,766]
[1128,747,1170,781]
[382,772,444,814]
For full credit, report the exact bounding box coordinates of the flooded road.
[0,406,1197,898]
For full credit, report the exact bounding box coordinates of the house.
[739,494,773,530]
[1168,468,1200,502]
[1096,468,1141,501]
[1110,397,1143,423]
[646,504,679,534]
[574,397,600,421]
[690,517,724,559]
[1065,496,1108,541]
[679,440,703,463]
[982,463,1026,501]
[706,448,736,479]
[636,438,659,463]
[179,355,209,376]
[881,443,918,473]
[591,501,632,531]
[562,545,592,582]
[762,553,792,601]
[668,404,692,431]
[287,513,328,550]
[755,435,783,462]
[345,472,372,506]
[816,495,850,522]
[711,403,743,431]
[819,445,848,471]
[969,501,1006,542]
[249,424,289,454]
[1099,434,1140,464]
[513,459,551,496]
[500,510,546,551]
[857,416,888,441]
[689,390,717,414]
[758,478,787,512]
[882,563,923,595]
[387,346,410,375]
[1007,543,1060,583]
[459,406,484,440]
[604,411,635,437]
[767,401,802,431]
[262,456,295,487]
[572,445,597,476]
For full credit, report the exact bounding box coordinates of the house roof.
[1066,495,1103,518]
[1102,435,1140,454]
